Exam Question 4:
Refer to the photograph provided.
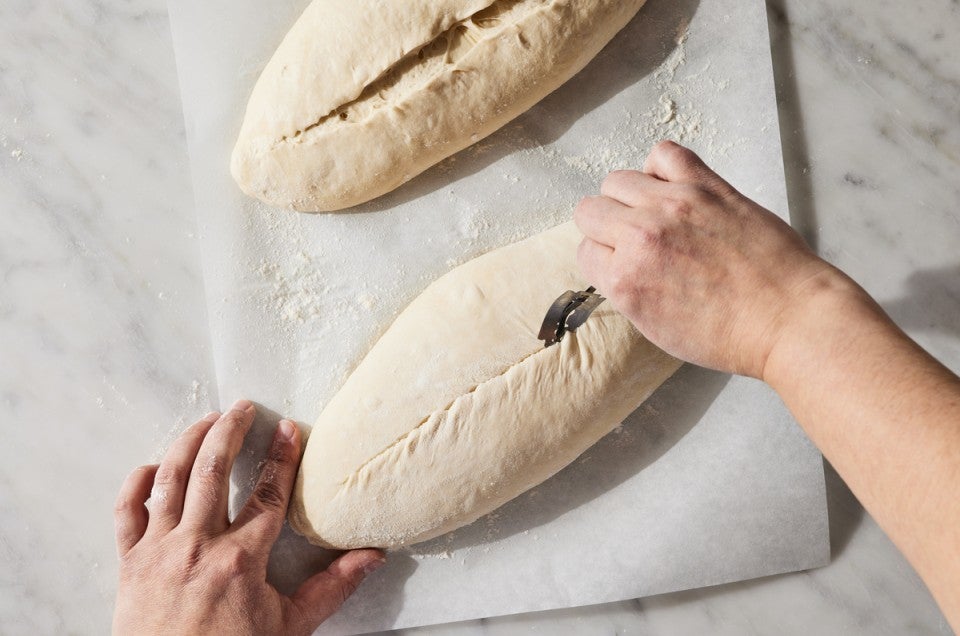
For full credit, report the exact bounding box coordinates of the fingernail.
[363,558,386,575]
[278,419,297,442]
[231,399,254,413]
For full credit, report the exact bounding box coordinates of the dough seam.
[290,223,679,548]
[271,0,558,148]
[338,344,551,490]
[233,0,649,211]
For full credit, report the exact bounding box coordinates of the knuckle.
[660,141,699,168]
[652,139,679,157]
[204,412,251,445]
[176,426,208,449]
[664,139,687,156]
[196,453,229,483]
[337,578,359,606]
[253,477,288,511]
[268,440,293,464]
[154,463,189,487]
[218,544,255,578]
[573,197,589,218]
[218,409,248,431]
[174,539,207,580]
[574,195,599,217]
[114,496,138,516]
[662,196,694,221]
[634,225,667,248]
[607,267,634,299]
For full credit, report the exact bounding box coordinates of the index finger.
[643,141,733,196]
[573,195,633,249]
[600,169,670,207]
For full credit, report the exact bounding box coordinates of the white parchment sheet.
[168,0,830,632]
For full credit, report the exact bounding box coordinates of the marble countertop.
[1,0,957,633]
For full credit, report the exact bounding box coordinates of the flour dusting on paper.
[167,0,828,631]
[533,24,743,184]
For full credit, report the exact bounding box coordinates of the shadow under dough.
[335,0,704,215]
[411,365,730,554]
[228,0,711,598]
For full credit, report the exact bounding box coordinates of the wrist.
[760,265,883,389]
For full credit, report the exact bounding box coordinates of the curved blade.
[537,287,606,347]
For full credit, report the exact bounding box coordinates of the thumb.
[287,549,386,633]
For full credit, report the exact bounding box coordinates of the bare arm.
[575,141,960,628]
[763,270,960,622]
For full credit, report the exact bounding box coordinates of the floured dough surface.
[290,223,681,548]
[231,0,648,211]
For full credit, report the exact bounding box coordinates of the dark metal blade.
[537,287,606,347]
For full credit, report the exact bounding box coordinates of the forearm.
[763,268,960,627]
[571,143,960,626]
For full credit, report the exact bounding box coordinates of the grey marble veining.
[0,2,216,633]
[768,0,960,371]
[0,0,957,634]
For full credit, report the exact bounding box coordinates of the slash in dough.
[231,0,649,211]
[289,223,681,548]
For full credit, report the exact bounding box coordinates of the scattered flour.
[256,251,330,325]
[531,23,741,183]
[151,379,212,461]
[187,379,204,405]
[208,12,743,453]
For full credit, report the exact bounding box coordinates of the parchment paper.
[167,0,830,633]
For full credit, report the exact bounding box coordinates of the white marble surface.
[0,0,956,634]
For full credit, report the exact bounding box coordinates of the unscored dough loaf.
[289,223,681,548]
[231,0,649,211]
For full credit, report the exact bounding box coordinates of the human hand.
[575,141,850,379]
[113,400,385,635]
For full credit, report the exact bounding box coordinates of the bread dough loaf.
[289,223,681,548]
[231,0,648,211]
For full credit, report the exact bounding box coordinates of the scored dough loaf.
[289,223,681,549]
[231,0,648,212]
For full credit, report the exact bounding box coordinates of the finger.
[114,464,159,556]
[288,549,386,634]
[573,195,634,249]
[148,411,221,533]
[643,141,732,194]
[180,399,257,532]
[576,237,615,293]
[232,419,302,550]
[600,169,671,207]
